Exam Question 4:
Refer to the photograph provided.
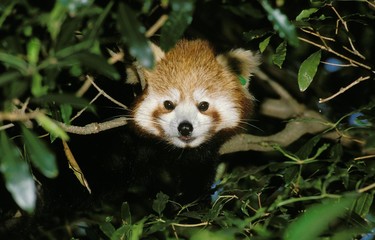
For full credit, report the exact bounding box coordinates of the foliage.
[1,0,375,239]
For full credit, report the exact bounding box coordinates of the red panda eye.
[198,101,209,112]
[163,100,175,110]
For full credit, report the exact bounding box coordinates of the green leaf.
[160,0,195,51]
[243,29,271,41]
[260,0,299,47]
[350,193,374,218]
[47,1,67,42]
[284,196,355,240]
[100,218,116,238]
[55,17,83,52]
[74,52,120,80]
[121,202,132,225]
[31,72,48,97]
[117,3,154,69]
[272,41,287,68]
[0,52,28,74]
[111,225,130,240]
[130,220,145,240]
[0,131,36,213]
[298,50,321,92]
[295,135,322,159]
[60,104,73,124]
[86,1,114,40]
[191,229,235,240]
[152,192,169,215]
[27,38,41,65]
[35,113,69,141]
[259,36,271,53]
[21,126,58,178]
[32,93,94,111]
[295,8,319,21]
[0,71,22,86]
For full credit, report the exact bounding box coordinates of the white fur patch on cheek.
[214,96,240,130]
[134,95,160,136]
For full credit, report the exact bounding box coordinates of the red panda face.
[133,40,260,148]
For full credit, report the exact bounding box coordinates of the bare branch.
[298,37,371,70]
[146,14,168,38]
[319,76,371,103]
[0,110,43,122]
[87,75,128,110]
[58,117,128,135]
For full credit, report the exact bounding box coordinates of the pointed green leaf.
[47,1,67,41]
[160,0,195,51]
[111,225,131,240]
[21,126,58,178]
[259,36,271,53]
[0,132,36,213]
[27,38,41,66]
[74,52,120,80]
[0,71,22,86]
[130,219,145,240]
[0,52,28,74]
[351,193,374,218]
[284,196,355,240]
[35,113,69,141]
[260,0,299,47]
[117,3,154,69]
[60,104,73,124]
[295,135,322,159]
[32,93,93,111]
[272,41,287,69]
[152,192,169,215]
[100,219,116,238]
[295,8,319,21]
[121,202,132,224]
[31,72,48,97]
[298,50,321,92]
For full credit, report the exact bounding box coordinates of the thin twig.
[0,110,43,121]
[171,222,210,228]
[329,4,366,59]
[319,76,371,103]
[145,14,168,38]
[58,117,128,135]
[358,182,375,193]
[298,37,371,70]
[70,91,102,123]
[75,77,92,97]
[87,75,128,110]
[354,155,375,161]
[0,123,15,131]
[301,28,335,42]
[320,61,352,68]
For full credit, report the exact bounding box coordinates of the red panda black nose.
[178,121,193,137]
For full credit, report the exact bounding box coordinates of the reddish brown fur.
[143,39,253,120]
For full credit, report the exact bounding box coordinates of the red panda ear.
[125,43,165,91]
[216,49,261,88]
[150,42,165,62]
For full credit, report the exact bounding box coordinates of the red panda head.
[133,39,260,148]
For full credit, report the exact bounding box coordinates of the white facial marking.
[213,96,240,130]
[136,87,242,148]
[134,92,160,135]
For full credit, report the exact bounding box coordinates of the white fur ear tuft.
[217,49,261,87]
[150,42,165,62]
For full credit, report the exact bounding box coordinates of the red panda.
[133,39,260,149]
[107,39,261,202]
